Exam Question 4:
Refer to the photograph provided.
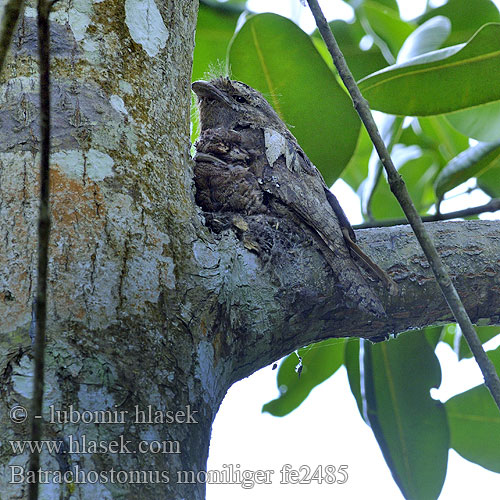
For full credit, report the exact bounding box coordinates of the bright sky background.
[207,1,500,499]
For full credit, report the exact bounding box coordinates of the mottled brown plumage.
[192,77,395,316]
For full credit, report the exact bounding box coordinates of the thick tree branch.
[190,219,500,388]
[306,0,500,410]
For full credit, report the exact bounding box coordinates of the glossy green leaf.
[345,338,363,417]
[439,324,459,352]
[200,0,247,12]
[362,332,449,500]
[397,16,451,63]
[229,14,361,185]
[360,1,414,59]
[446,346,500,472]
[312,20,388,81]
[458,326,500,359]
[424,325,446,349]
[193,3,240,82]
[369,150,438,219]
[361,114,404,217]
[417,0,500,46]
[341,126,371,191]
[434,141,500,201]
[446,101,500,141]
[477,160,500,197]
[358,23,500,116]
[263,339,345,417]
[417,116,470,163]
[346,0,399,13]
[399,119,439,153]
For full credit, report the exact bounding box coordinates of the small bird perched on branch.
[192,77,396,316]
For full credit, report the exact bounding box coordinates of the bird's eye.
[234,95,247,103]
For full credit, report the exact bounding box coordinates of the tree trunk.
[0,1,499,498]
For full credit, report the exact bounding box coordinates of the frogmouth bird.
[192,77,396,316]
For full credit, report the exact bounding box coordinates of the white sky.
[207,1,500,499]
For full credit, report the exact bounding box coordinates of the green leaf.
[193,3,240,82]
[358,23,500,116]
[362,332,449,500]
[361,114,404,217]
[200,0,247,12]
[417,116,470,163]
[345,338,363,417]
[397,16,451,63]
[477,159,500,197]
[434,141,500,201]
[446,101,500,141]
[228,13,361,185]
[341,126,371,191]
[312,20,388,80]
[424,325,446,349]
[262,339,345,417]
[439,323,459,351]
[446,346,500,472]
[360,1,414,59]
[417,0,500,46]
[458,326,500,359]
[368,150,438,219]
[346,0,399,13]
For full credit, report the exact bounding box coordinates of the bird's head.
[192,78,287,134]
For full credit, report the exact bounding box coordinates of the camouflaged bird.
[192,77,396,316]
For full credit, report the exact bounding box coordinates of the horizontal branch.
[355,198,500,229]
[189,219,500,386]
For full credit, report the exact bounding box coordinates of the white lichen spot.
[87,149,115,181]
[51,150,84,178]
[110,95,128,115]
[51,150,114,181]
[82,38,99,54]
[67,0,93,42]
[119,80,134,94]
[24,7,37,17]
[192,240,219,268]
[11,356,33,399]
[125,0,169,57]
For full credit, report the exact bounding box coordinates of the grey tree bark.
[0,1,499,499]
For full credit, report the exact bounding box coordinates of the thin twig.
[355,198,500,229]
[0,0,25,74]
[28,1,52,498]
[306,0,500,410]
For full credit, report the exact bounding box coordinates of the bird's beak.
[192,81,233,107]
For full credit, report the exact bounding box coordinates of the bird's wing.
[261,128,387,316]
